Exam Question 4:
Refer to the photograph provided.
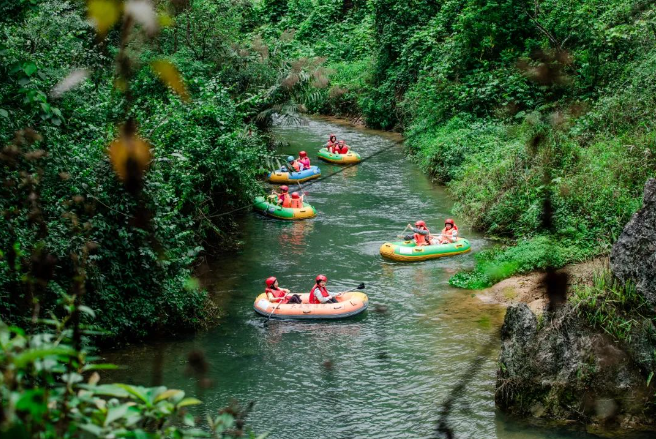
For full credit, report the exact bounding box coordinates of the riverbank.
[493,179,656,435]
[475,257,607,314]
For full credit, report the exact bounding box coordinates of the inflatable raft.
[253,291,368,319]
[379,238,471,262]
[317,148,362,165]
[253,196,316,220]
[268,165,321,184]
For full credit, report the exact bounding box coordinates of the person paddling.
[265,277,302,304]
[298,151,311,170]
[285,155,301,172]
[309,274,339,304]
[272,185,292,207]
[436,219,458,244]
[405,220,431,246]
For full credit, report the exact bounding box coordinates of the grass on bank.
[570,268,653,343]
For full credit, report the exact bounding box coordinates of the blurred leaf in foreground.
[87,0,122,37]
[151,59,190,102]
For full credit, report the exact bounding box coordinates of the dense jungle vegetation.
[1,0,655,340]
[1,0,655,436]
[0,0,327,340]
[252,0,656,287]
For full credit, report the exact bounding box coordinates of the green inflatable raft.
[253,196,317,220]
[317,148,362,164]
[379,238,471,262]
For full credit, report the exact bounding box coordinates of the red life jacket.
[327,142,337,153]
[309,285,330,304]
[299,157,311,170]
[414,227,430,245]
[440,226,458,242]
[290,161,301,172]
[279,193,292,208]
[266,287,288,303]
[290,197,302,208]
[337,144,349,154]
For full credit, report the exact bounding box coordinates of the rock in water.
[610,178,656,307]
[496,304,654,430]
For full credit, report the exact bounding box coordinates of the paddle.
[265,297,286,323]
[296,181,308,199]
[334,282,365,297]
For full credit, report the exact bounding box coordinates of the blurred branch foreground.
[0,0,275,437]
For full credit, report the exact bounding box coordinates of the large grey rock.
[496,304,654,429]
[611,178,656,307]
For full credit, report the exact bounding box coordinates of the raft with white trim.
[253,291,368,319]
[253,196,316,220]
[379,238,471,262]
[268,166,321,184]
[317,148,362,165]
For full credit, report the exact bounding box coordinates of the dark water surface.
[105,118,630,439]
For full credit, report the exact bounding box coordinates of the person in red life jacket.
[271,185,292,207]
[286,155,301,172]
[309,274,339,304]
[265,276,302,304]
[405,220,431,246]
[436,218,459,244]
[326,134,338,153]
[298,151,311,170]
[336,140,349,154]
[290,191,304,208]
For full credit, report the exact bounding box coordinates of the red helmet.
[265,276,277,287]
[415,220,426,228]
[445,219,455,226]
[291,192,300,199]
[299,151,307,157]
[280,185,289,192]
[316,274,327,283]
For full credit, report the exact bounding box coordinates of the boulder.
[496,304,654,429]
[610,178,656,307]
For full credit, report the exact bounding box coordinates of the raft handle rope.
[208,140,402,219]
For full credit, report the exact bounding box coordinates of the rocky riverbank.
[493,179,656,436]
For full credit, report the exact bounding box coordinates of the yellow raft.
[380,238,471,262]
[253,291,368,319]
[317,148,362,165]
[253,196,316,220]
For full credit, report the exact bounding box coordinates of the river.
[104,117,623,438]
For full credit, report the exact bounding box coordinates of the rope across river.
[207,139,403,219]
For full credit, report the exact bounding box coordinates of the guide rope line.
[208,140,402,219]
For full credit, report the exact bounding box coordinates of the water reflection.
[276,220,314,256]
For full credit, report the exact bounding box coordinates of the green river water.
[105,118,632,439]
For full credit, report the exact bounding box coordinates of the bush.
[571,268,654,342]
[449,235,592,289]
[0,306,258,438]
[0,0,271,341]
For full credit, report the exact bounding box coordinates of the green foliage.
[0,309,259,438]
[571,269,653,342]
[248,0,656,287]
[0,0,289,340]
[449,236,590,289]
